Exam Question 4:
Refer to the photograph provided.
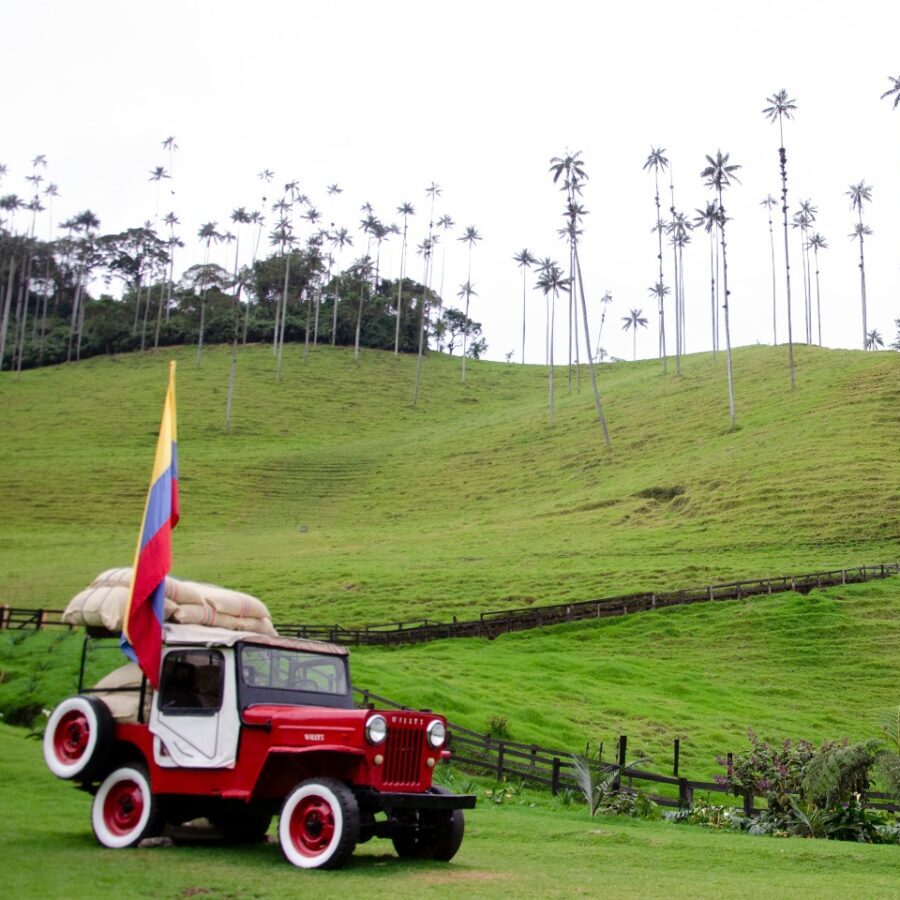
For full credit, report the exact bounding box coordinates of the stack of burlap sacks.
[63,568,278,723]
[62,567,277,636]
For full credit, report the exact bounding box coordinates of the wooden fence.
[5,561,896,644]
[353,688,900,814]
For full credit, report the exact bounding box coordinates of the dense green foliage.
[0,225,473,368]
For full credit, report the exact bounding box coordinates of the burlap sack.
[92,663,150,722]
[63,583,176,631]
[199,584,269,620]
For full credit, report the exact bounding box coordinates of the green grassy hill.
[2,342,898,771]
[1,342,897,622]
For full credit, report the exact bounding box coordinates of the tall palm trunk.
[857,214,868,350]
[225,281,243,433]
[0,258,14,370]
[548,287,556,424]
[354,278,366,362]
[412,249,432,407]
[798,227,810,344]
[717,189,736,426]
[521,266,527,364]
[778,145,795,388]
[275,251,290,381]
[767,207,777,344]
[394,218,407,355]
[332,275,341,347]
[67,268,84,363]
[653,173,667,372]
[461,246,473,383]
[813,245,822,346]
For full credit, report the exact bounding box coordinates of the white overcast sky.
[4,0,899,362]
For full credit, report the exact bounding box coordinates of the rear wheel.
[391,787,465,862]
[43,696,113,781]
[279,779,359,869]
[91,764,162,849]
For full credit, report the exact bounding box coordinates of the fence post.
[673,738,680,776]
[678,778,692,808]
[496,741,505,781]
[36,609,45,630]
[614,735,627,790]
[551,757,561,796]
[0,605,7,630]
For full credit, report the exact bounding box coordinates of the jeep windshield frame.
[236,641,354,711]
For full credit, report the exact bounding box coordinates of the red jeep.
[43,624,475,869]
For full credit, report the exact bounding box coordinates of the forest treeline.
[0,226,486,372]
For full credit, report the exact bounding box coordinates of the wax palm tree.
[865,329,884,350]
[550,151,587,391]
[329,226,353,346]
[667,211,692,371]
[807,232,827,346]
[535,261,570,423]
[38,180,61,358]
[798,199,818,343]
[351,254,374,361]
[847,181,873,350]
[694,201,721,355]
[621,308,648,361]
[761,195,778,344]
[225,208,252,432]
[195,221,221,365]
[763,89,798,388]
[458,225,482,382]
[69,209,100,363]
[701,151,741,426]
[594,290,613,361]
[436,213,455,305]
[881,75,900,108]
[513,248,537,363]
[241,210,264,343]
[394,201,415,354]
[792,209,812,344]
[643,148,669,371]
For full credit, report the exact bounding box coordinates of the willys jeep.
[43,624,475,869]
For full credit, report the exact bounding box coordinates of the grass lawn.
[4,724,900,899]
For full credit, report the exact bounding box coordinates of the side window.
[159,649,224,713]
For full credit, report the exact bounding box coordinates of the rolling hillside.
[2,342,900,772]
[1,342,897,624]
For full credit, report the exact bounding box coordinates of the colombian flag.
[121,361,179,687]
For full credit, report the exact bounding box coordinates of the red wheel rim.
[54,710,90,764]
[289,794,335,857]
[103,778,145,836]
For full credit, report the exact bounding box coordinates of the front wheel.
[391,787,465,862]
[91,764,162,849]
[279,778,359,869]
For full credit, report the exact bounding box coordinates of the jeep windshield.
[237,643,354,710]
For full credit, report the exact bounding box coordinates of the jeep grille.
[382,720,424,787]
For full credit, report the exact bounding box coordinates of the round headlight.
[365,714,387,745]
[426,719,446,749]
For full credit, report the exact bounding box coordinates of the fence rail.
[5,562,898,646]
[350,686,900,815]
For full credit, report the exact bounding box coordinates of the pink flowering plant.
[716,729,835,813]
